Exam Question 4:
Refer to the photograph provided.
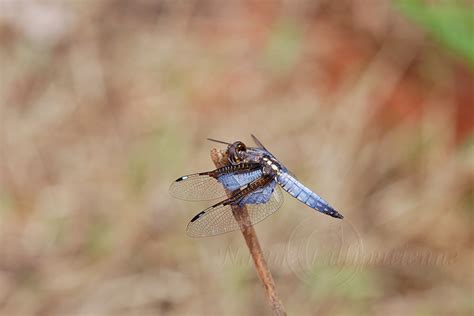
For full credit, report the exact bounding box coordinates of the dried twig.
[211,148,287,316]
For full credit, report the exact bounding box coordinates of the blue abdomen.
[277,172,343,219]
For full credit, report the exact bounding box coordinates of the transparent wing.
[251,134,269,151]
[170,173,227,201]
[170,166,263,201]
[186,186,284,237]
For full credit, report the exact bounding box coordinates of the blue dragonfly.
[170,135,343,237]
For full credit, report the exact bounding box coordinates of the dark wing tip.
[190,210,206,222]
[175,176,186,182]
[169,176,190,198]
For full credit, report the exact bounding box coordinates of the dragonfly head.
[228,141,247,165]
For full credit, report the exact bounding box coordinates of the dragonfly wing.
[217,169,263,191]
[170,173,227,201]
[251,134,269,151]
[186,184,284,237]
[170,164,262,201]
[277,171,344,219]
[238,179,277,205]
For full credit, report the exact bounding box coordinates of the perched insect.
[170,135,343,237]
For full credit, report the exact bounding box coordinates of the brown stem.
[211,148,287,316]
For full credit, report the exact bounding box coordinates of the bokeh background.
[1,1,473,315]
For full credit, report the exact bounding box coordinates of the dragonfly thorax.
[261,156,282,177]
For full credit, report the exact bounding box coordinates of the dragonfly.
[170,135,343,237]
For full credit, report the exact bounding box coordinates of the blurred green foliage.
[395,0,474,68]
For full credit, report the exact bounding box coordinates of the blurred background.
[0,0,473,315]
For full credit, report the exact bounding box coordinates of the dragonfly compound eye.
[236,142,247,152]
[228,141,247,164]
